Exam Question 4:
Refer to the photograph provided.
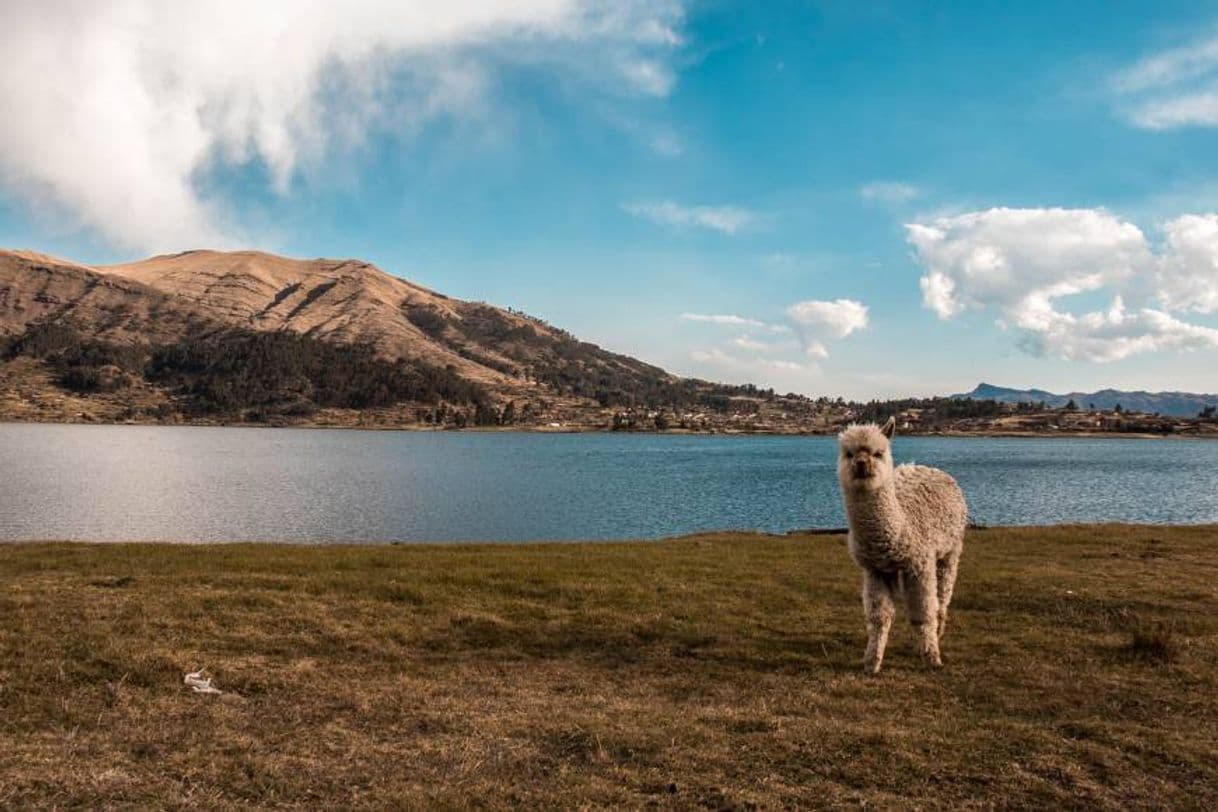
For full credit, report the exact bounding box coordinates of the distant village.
[455,393,1218,437]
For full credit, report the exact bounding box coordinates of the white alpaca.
[837,418,967,674]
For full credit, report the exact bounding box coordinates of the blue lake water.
[1,424,1216,542]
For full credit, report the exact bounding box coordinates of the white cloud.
[785,298,869,358]
[860,181,919,203]
[1113,34,1218,129]
[1013,296,1218,362]
[624,200,759,234]
[731,335,772,351]
[907,208,1148,320]
[680,312,790,333]
[1115,36,1218,93]
[1158,213,1218,313]
[906,207,1218,362]
[681,312,764,327]
[0,1,685,252]
[1127,92,1218,129]
[689,348,806,374]
[681,298,866,370]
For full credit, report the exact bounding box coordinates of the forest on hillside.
[0,321,789,423]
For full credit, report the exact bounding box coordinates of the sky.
[3,1,1218,399]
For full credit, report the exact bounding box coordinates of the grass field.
[1,524,1216,809]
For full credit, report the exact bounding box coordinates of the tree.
[474,400,499,426]
[1114,403,1123,413]
[1064,399,1077,411]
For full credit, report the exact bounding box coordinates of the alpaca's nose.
[853,460,871,478]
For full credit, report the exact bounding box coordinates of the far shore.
[1,415,1216,439]
[2,523,1215,807]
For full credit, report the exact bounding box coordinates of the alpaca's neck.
[844,481,907,547]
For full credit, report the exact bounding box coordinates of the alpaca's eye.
[874,451,884,458]
[845,452,853,459]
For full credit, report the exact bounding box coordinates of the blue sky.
[3,1,1218,398]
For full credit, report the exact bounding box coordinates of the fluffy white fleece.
[837,418,968,673]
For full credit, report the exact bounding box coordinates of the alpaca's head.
[838,417,896,492]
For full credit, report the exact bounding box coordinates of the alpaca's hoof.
[863,661,883,676]
[925,656,943,669]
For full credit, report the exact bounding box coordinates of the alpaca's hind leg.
[862,569,896,675]
[904,564,942,668]
[935,552,961,640]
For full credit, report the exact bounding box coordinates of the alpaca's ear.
[881,417,896,438]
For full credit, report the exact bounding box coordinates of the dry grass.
[1,524,1217,809]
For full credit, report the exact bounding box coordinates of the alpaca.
[837,417,967,674]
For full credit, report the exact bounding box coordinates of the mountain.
[0,248,783,427]
[956,383,1218,418]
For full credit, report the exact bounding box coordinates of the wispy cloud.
[680,313,764,327]
[860,181,919,203]
[624,200,760,235]
[0,1,687,252]
[1114,35,1218,93]
[680,297,867,367]
[730,334,774,351]
[680,312,790,333]
[690,348,806,373]
[1112,33,1218,129]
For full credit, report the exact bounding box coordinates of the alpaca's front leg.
[862,569,896,674]
[935,551,961,640]
[904,564,942,668]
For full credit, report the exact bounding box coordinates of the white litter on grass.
[184,668,222,695]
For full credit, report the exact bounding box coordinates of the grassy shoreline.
[2,524,1217,808]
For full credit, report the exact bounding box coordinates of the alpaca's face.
[837,422,895,491]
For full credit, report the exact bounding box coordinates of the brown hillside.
[99,250,506,382]
[0,248,692,420]
[0,250,205,344]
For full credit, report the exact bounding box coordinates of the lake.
[2,424,1216,542]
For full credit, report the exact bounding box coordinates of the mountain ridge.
[956,383,1218,417]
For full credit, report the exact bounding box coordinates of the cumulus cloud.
[860,181,918,203]
[623,200,759,234]
[1013,296,1218,362]
[1113,34,1218,129]
[907,208,1148,320]
[0,1,684,252]
[785,298,869,358]
[1158,213,1218,313]
[906,207,1218,362]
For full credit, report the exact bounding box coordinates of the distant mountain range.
[955,383,1218,418]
